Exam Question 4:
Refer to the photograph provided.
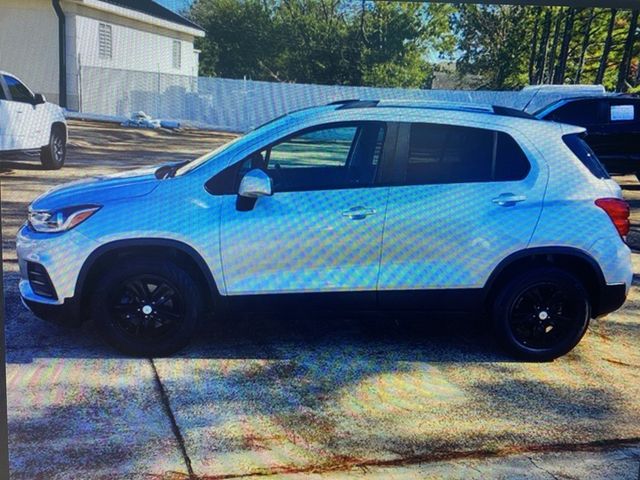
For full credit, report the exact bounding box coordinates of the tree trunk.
[535,9,552,84]
[529,7,542,84]
[596,8,617,85]
[575,9,595,84]
[554,7,575,84]
[547,8,564,84]
[617,9,639,92]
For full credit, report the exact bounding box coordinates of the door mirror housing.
[238,168,273,198]
[33,93,46,105]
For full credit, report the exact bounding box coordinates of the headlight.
[28,205,101,233]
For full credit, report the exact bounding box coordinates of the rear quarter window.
[563,134,610,179]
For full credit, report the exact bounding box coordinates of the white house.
[0,0,205,110]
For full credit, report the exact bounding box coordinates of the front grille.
[27,262,58,299]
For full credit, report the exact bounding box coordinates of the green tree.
[453,4,531,89]
[190,0,279,79]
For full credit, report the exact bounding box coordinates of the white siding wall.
[73,13,199,76]
[0,0,60,104]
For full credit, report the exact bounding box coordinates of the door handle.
[342,206,376,220]
[492,193,526,207]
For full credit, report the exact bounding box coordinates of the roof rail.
[492,105,537,119]
[331,99,379,109]
[329,98,538,120]
[375,100,494,113]
[327,99,359,105]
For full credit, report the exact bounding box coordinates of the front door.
[1,74,38,150]
[219,122,389,298]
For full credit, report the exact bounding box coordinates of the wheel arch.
[484,247,607,315]
[51,121,67,141]
[75,239,220,319]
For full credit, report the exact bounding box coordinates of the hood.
[31,166,161,211]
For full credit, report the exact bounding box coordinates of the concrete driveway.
[2,121,640,479]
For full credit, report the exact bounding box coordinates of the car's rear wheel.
[90,259,203,356]
[492,268,590,361]
[40,126,66,170]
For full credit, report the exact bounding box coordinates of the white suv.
[16,100,632,360]
[0,71,67,169]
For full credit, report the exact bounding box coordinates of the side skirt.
[221,289,486,314]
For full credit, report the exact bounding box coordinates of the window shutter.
[98,23,112,59]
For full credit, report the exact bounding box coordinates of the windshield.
[173,112,301,177]
[174,135,245,176]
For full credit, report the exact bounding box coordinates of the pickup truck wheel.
[40,126,66,169]
[90,259,203,357]
[492,268,590,362]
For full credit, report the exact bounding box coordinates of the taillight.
[595,198,630,238]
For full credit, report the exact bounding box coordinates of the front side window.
[3,75,32,103]
[206,122,386,194]
[405,123,530,185]
[99,23,113,59]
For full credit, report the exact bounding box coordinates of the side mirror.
[33,93,46,105]
[238,168,273,198]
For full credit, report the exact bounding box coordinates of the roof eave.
[67,0,205,37]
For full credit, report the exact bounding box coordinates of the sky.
[156,0,192,14]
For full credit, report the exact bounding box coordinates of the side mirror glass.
[33,93,46,105]
[238,168,273,198]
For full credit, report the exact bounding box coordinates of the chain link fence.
[77,66,602,132]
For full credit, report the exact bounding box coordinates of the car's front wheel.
[90,259,203,356]
[492,268,590,361]
[40,125,66,169]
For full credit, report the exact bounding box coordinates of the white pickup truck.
[0,71,67,169]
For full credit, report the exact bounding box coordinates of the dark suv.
[535,95,640,178]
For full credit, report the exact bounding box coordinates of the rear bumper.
[594,283,628,318]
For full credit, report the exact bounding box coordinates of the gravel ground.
[1,120,640,479]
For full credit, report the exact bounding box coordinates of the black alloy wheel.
[40,127,66,169]
[90,259,203,356]
[493,268,590,361]
[109,274,186,342]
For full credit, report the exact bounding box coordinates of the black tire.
[492,267,590,362]
[90,259,203,357]
[40,126,66,170]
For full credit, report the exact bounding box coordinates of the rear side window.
[405,123,530,185]
[549,100,603,126]
[563,134,610,179]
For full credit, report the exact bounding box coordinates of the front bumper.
[16,223,98,304]
[21,295,81,327]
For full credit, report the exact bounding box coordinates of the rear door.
[377,122,548,306]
